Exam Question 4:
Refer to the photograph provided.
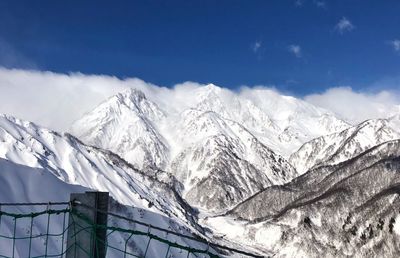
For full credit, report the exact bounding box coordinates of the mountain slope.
[290,117,400,174]
[0,159,221,258]
[171,109,296,212]
[0,158,88,257]
[70,89,169,170]
[0,114,197,227]
[203,139,400,257]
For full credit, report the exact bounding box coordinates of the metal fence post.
[66,191,109,258]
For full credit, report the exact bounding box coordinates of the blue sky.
[0,0,399,95]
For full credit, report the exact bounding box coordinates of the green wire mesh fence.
[0,201,263,258]
[0,203,71,258]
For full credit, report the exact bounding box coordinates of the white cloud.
[252,41,262,53]
[335,17,355,34]
[313,0,327,8]
[295,0,327,8]
[288,45,302,58]
[0,68,157,131]
[390,39,400,52]
[305,87,400,123]
[295,0,304,7]
[0,68,230,131]
[0,68,399,132]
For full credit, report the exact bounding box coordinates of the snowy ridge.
[205,139,400,257]
[0,114,197,228]
[71,84,350,160]
[236,87,351,156]
[182,85,350,157]
[171,109,296,212]
[290,116,400,174]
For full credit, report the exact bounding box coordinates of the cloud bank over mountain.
[305,87,400,123]
[0,67,399,131]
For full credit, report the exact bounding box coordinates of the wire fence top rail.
[0,202,70,207]
[0,201,265,258]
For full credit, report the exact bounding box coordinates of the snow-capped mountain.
[71,85,350,212]
[4,83,400,257]
[290,116,400,174]
[235,87,351,156]
[70,89,169,170]
[0,114,196,227]
[205,139,400,257]
[0,114,259,257]
[72,85,350,160]
[171,85,350,157]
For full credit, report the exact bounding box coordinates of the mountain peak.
[70,88,168,170]
[204,83,220,90]
[116,88,147,104]
[197,84,223,98]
